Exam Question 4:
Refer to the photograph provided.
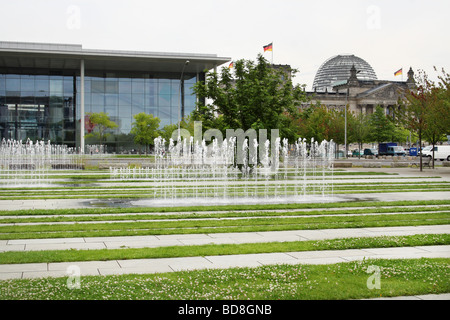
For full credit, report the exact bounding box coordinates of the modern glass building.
[0,41,230,152]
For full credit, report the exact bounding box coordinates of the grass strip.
[0,258,448,300]
[0,234,448,265]
[1,199,449,216]
[0,212,448,239]
[1,205,449,224]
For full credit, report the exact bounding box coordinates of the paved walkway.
[1,225,449,252]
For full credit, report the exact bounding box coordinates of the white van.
[422,145,450,161]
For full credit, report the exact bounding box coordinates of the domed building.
[305,54,415,115]
[312,54,378,92]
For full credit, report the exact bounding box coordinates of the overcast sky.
[1,0,449,89]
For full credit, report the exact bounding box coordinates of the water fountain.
[0,138,83,187]
[111,135,336,206]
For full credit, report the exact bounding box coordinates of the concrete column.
[80,59,85,154]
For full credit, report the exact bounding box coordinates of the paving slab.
[7,238,86,245]
[365,293,450,300]
[23,243,107,252]
[0,263,48,273]
[0,272,22,280]
[48,260,120,272]
[0,244,25,252]
[84,235,160,243]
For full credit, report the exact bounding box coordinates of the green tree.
[159,123,178,144]
[350,111,371,158]
[193,54,308,141]
[297,104,331,142]
[130,113,161,154]
[369,105,396,144]
[85,112,118,144]
[421,68,450,167]
[396,69,450,170]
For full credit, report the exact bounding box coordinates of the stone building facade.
[304,54,415,115]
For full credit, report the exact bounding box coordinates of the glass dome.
[312,54,377,92]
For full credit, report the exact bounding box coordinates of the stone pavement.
[1,225,449,252]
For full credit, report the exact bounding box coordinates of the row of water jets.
[0,136,336,203]
[0,139,104,186]
[111,136,335,202]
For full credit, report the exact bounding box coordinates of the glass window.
[91,105,104,113]
[63,79,73,94]
[119,80,132,94]
[132,79,145,94]
[132,105,144,115]
[50,79,63,93]
[105,80,119,94]
[132,93,144,107]
[0,75,5,91]
[158,95,171,113]
[105,94,118,106]
[120,117,132,133]
[146,94,157,108]
[185,94,196,108]
[147,107,158,117]
[145,79,157,95]
[158,82,171,95]
[171,80,180,95]
[5,74,20,79]
[91,93,104,106]
[105,105,118,118]
[21,77,35,91]
[20,94,35,105]
[118,105,131,118]
[35,79,49,92]
[84,79,91,93]
[119,94,132,106]
[6,78,20,91]
[91,79,105,93]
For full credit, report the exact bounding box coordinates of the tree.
[396,69,450,170]
[421,68,450,168]
[159,123,178,144]
[193,54,308,142]
[85,112,118,144]
[297,104,331,142]
[130,113,161,153]
[352,112,371,158]
[369,105,396,144]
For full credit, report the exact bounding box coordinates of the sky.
[1,0,449,89]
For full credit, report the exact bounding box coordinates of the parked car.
[387,145,406,156]
[422,145,450,161]
[363,148,378,156]
[420,146,432,156]
[352,149,364,157]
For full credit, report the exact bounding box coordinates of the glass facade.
[0,73,76,145]
[0,70,199,152]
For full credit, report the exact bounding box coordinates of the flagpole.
[272,41,274,65]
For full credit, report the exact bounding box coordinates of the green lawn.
[1,258,448,300]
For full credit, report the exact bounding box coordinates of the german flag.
[394,68,403,77]
[228,61,234,69]
[263,43,273,52]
